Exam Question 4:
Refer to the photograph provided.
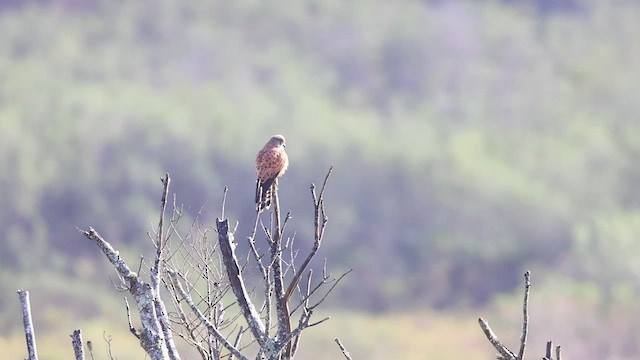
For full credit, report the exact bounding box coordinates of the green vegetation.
[1,0,640,358]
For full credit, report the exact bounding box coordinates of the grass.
[290,309,489,360]
[0,308,492,359]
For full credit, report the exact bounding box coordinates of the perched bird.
[255,134,288,212]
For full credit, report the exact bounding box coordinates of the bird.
[255,134,288,212]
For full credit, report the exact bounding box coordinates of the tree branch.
[270,186,291,355]
[517,271,531,360]
[478,317,516,360]
[168,270,248,360]
[216,218,266,346]
[335,338,352,360]
[479,271,563,360]
[284,166,333,303]
[18,289,38,360]
[70,329,84,360]
[81,227,169,360]
[150,174,181,360]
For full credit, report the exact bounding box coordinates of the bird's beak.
[283,144,286,147]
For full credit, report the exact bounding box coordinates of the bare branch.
[147,174,181,360]
[103,332,115,360]
[317,165,333,200]
[556,345,563,360]
[290,268,352,315]
[86,340,94,360]
[221,186,228,220]
[228,326,246,360]
[517,271,531,360]
[308,269,352,310]
[479,271,562,360]
[124,297,140,339]
[544,341,563,360]
[216,218,266,346]
[284,167,333,304]
[154,293,181,360]
[17,289,38,360]
[157,173,171,248]
[70,329,84,360]
[545,341,552,360]
[168,270,248,360]
[335,338,352,360]
[80,228,169,360]
[478,317,516,360]
[269,188,290,347]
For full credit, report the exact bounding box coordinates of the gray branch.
[216,218,266,345]
[269,188,291,353]
[151,174,181,360]
[70,329,84,360]
[544,341,563,360]
[517,271,531,360]
[167,270,248,360]
[81,227,169,360]
[17,289,38,360]
[479,271,563,360]
[334,338,352,360]
[478,317,516,360]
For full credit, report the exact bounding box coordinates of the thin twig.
[124,297,140,339]
[284,167,333,303]
[228,326,246,360]
[103,332,115,360]
[291,268,352,315]
[86,341,94,360]
[335,338,352,360]
[157,173,171,249]
[518,271,531,360]
[168,270,248,360]
[221,186,228,220]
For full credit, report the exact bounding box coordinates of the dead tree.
[81,168,348,359]
[479,271,563,360]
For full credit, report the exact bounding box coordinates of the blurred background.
[1,0,639,358]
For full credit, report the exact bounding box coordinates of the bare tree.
[80,168,348,359]
[15,170,568,359]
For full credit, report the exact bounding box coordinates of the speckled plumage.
[255,134,288,211]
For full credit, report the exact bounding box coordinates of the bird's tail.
[255,177,276,212]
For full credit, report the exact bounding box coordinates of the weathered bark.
[70,329,84,360]
[82,227,169,360]
[216,218,267,346]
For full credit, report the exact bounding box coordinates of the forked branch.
[479,271,563,360]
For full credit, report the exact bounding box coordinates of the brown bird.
[255,134,289,212]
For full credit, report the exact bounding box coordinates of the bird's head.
[269,134,286,148]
